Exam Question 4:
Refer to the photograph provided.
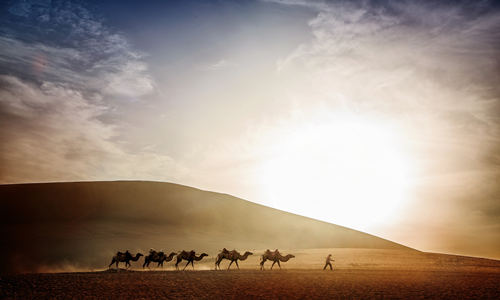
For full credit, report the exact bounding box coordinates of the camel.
[215,249,253,270]
[108,251,143,269]
[143,250,177,268]
[175,250,208,270]
[260,249,295,270]
[214,248,230,270]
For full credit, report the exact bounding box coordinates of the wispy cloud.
[202,59,238,71]
[0,0,180,184]
[0,0,154,99]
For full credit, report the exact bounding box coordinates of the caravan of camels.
[109,249,298,270]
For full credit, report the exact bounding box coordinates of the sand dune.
[0,181,411,273]
[2,181,499,299]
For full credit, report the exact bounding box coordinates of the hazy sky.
[1,0,500,259]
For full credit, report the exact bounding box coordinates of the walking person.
[323,254,334,270]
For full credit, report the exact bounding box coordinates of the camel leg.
[175,258,181,270]
[271,261,276,270]
[227,260,233,270]
[260,259,265,270]
[183,260,190,271]
[235,260,240,270]
[109,259,115,269]
[191,261,195,270]
[277,260,281,269]
[215,258,221,270]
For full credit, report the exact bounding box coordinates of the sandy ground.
[2,249,500,299]
[2,269,500,299]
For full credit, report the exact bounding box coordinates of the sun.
[257,114,413,232]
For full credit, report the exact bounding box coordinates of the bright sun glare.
[259,115,413,232]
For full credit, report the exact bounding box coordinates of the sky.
[0,0,500,259]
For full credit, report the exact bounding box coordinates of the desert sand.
[2,268,499,299]
[2,248,499,299]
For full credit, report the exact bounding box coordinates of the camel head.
[286,254,295,259]
[137,253,144,257]
[200,253,208,258]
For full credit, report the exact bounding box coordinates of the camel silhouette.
[143,250,177,268]
[260,249,294,270]
[108,251,143,269]
[175,250,208,270]
[215,249,253,270]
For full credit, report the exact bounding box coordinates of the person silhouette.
[323,254,334,270]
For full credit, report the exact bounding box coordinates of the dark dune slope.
[0,181,412,273]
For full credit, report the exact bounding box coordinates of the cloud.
[274,0,500,171]
[0,1,181,184]
[0,0,154,99]
[202,59,238,71]
[0,75,184,183]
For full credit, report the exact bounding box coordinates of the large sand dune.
[0,181,411,273]
[2,181,500,299]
